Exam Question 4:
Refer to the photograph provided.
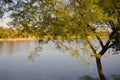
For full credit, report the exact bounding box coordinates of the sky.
[0,17,12,27]
[0,12,12,28]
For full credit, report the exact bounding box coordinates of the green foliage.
[0,26,34,38]
[1,0,120,54]
[1,1,120,80]
[4,0,113,39]
[1,0,120,53]
[1,1,119,80]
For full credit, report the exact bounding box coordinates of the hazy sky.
[0,18,12,27]
[0,12,12,28]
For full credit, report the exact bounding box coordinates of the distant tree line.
[0,26,34,38]
[0,26,110,39]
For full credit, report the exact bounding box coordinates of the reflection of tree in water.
[0,42,4,55]
[0,41,16,55]
[6,41,15,55]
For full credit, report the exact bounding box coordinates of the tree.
[0,0,120,80]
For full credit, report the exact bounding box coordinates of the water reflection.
[0,40,120,80]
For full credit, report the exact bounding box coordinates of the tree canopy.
[1,0,119,49]
[0,0,120,80]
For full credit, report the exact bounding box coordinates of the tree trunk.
[96,58,106,80]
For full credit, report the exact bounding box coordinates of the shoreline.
[0,35,109,42]
[0,38,38,41]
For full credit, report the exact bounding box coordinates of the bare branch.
[108,43,114,48]
[3,0,12,3]
[105,40,110,47]
[99,40,111,56]
[96,35,104,48]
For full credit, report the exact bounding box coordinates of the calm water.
[0,41,120,80]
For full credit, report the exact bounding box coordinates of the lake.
[0,40,120,80]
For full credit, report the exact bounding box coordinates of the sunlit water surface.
[0,41,120,80]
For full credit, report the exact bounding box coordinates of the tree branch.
[99,40,111,56]
[85,37,96,54]
[96,35,104,48]
[105,40,110,47]
[3,0,12,3]
[108,42,114,48]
